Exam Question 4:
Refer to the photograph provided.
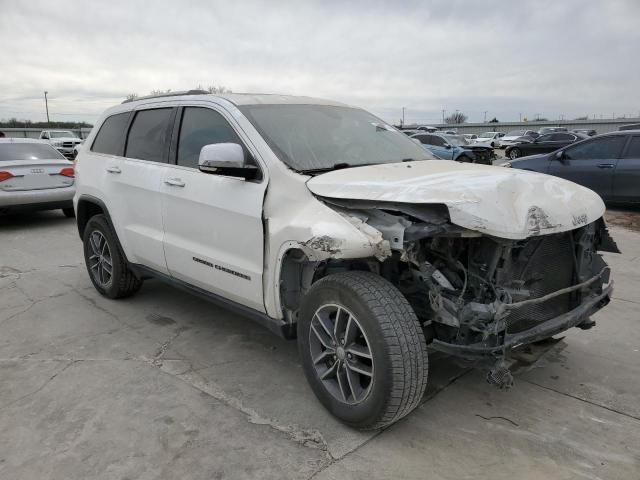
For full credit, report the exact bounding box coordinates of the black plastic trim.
[131,264,295,339]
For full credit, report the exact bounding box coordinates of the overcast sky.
[1,0,638,125]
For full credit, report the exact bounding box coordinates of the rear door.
[548,135,627,199]
[104,107,176,273]
[161,105,267,311]
[612,135,640,203]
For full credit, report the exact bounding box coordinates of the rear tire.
[62,207,75,218]
[298,271,428,430]
[509,148,521,159]
[83,214,142,299]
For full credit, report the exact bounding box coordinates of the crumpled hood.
[306,160,605,240]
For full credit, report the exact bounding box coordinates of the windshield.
[443,135,469,146]
[0,143,65,161]
[239,104,435,172]
[506,130,525,137]
[50,131,77,138]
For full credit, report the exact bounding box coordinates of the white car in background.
[40,130,83,158]
[474,131,502,148]
[0,138,75,216]
[500,129,539,148]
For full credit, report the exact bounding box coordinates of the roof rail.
[121,89,209,104]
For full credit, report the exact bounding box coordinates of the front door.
[161,106,267,311]
[613,135,640,203]
[548,135,627,200]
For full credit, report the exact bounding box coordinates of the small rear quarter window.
[91,112,131,156]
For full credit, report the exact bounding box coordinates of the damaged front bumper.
[429,281,613,360]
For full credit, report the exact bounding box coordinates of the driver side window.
[431,136,446,147]
[564,136,626,160]
[177,107,246,169]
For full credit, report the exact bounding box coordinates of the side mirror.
[445,144,452,149]
[554,151,566,162]
[42,134,49,139]
[198,143,258,180]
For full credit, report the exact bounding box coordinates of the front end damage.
[316,199,619,388]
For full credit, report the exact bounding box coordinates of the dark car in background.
[573,129,597,136]
[506,131,640,203]
[411,133,494,164]
[505,132,587,159]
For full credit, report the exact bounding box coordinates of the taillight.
[59,167,75,178]
[0,171,14,182]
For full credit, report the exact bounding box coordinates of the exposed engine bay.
[315,199,619,385]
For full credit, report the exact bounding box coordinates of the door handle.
[106,166,121,174]
[164,178,186,187]
[597,163,615,169]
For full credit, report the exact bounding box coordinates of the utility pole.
[402,107,405,127]
[441,109,446,125]
[519,112,522,122]
[44,91,50,124]
[455,109,459,124]
[483,111,488,123]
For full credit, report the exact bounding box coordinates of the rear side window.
[91,112,130,155]
[177,107,244,169]
[564,136,626,160]
[623,137,640,159]
[125,108,173,162]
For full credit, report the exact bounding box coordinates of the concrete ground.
[1,211,639,480]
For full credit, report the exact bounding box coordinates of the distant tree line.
[0,118,93,129]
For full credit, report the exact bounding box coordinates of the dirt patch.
[605,208,640,232]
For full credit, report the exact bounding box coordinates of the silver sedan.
[0,138,75,216]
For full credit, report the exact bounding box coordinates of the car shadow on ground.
[0,210,75,230]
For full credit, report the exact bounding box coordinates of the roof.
[122,90,349,108]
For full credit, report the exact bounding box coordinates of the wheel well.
[278,248,381,326]
[76,198,105,238]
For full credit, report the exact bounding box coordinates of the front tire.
[509,148,521,159]
[83,214,142,299]
[456,155,473,163]
[298,271,428,430]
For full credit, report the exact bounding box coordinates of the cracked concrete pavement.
[1,211,639,479]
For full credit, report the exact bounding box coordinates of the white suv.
[74,91,617,429]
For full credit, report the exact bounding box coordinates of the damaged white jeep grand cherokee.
[74,91,618,430]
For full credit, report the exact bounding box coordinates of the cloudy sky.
[1,0,638,125]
